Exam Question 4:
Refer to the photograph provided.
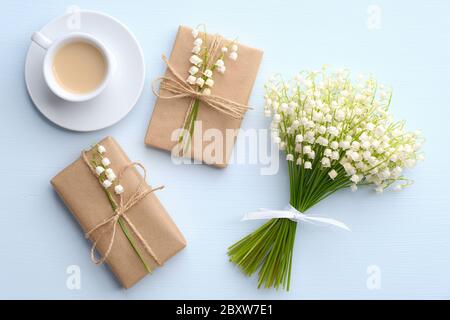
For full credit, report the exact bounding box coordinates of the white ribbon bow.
[242,205,351,231]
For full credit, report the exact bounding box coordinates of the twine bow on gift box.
[81,151,163,271]
[151,31,250,154]
[152,55,249,120]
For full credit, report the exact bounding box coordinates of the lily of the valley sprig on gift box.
[228,67,424,290]
[146,25,263,167]
[51,137,186,288]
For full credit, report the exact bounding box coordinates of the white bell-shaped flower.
[101,158,111,167]
[195,77,205,87]
[194,38,203,46]
[229,52,238,61]
[102,179,112,189]
[97,145,106,154]
[114,184,124,195]
[95,166,105,176]
[217,66,226,74]
[189,66,199,75]
[215,59,224,67]
[205,78,214,87]
[204,69,213,78]
[328,169,338,180]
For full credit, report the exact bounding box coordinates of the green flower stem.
[117,218,152,273]
[188,99,201,138]
[92,149,152,274]
[178,98,201,150]
[103,184,152,274]
[228,153,348,290]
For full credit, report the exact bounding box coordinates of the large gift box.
[145,25,263,168]
[51,136,186,288]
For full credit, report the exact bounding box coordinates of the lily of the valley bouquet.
[228,67,424,290]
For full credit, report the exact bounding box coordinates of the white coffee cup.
[31,31,114,102]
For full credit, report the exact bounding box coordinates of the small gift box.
[51,136,186,288]
[145,25,263,168]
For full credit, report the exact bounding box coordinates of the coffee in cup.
[31,32,114,102]
[52,41,107,94]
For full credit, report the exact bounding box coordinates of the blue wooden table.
[0,0,448,299]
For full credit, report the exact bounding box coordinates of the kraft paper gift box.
[145,25,263,168]
[51,136,186,288]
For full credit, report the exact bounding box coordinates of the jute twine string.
[82,151,164,266]
[151,35,250,121]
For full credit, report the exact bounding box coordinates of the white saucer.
[25,10,145,131]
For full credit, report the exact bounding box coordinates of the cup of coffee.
[31,31,114,102]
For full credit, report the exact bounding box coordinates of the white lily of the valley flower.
[303,145,312,154]
[204,69,213,78]
[221,47,228,53]
[108,173,116,182]
[328,169,338,180]
[205,78,214,87]
[215,59,224,67]
[263,66,423,192]
[331,151,339,160]
[217,66,226,74]
[321,157,331,168]
[189,55,202,66]
[273,114,281,122]
[295,134,304,143]
[286,154,294,161]
[102,179,112,189]
[189,66,199,75]
[340,141,350,150]
[192,46,201,54]
[202,88,211,95]
[101,158,111,167]
[97,145,106,154]
[105,168,116,182]
[231,44,238,52]
[195,77,205,87]
[95,166,105,176]
[114,184,124,195]
[343,162,356,175]
[186,75,196,85]
[229,52,238,61]
[194,38,203,46]
[192,28,199,38]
